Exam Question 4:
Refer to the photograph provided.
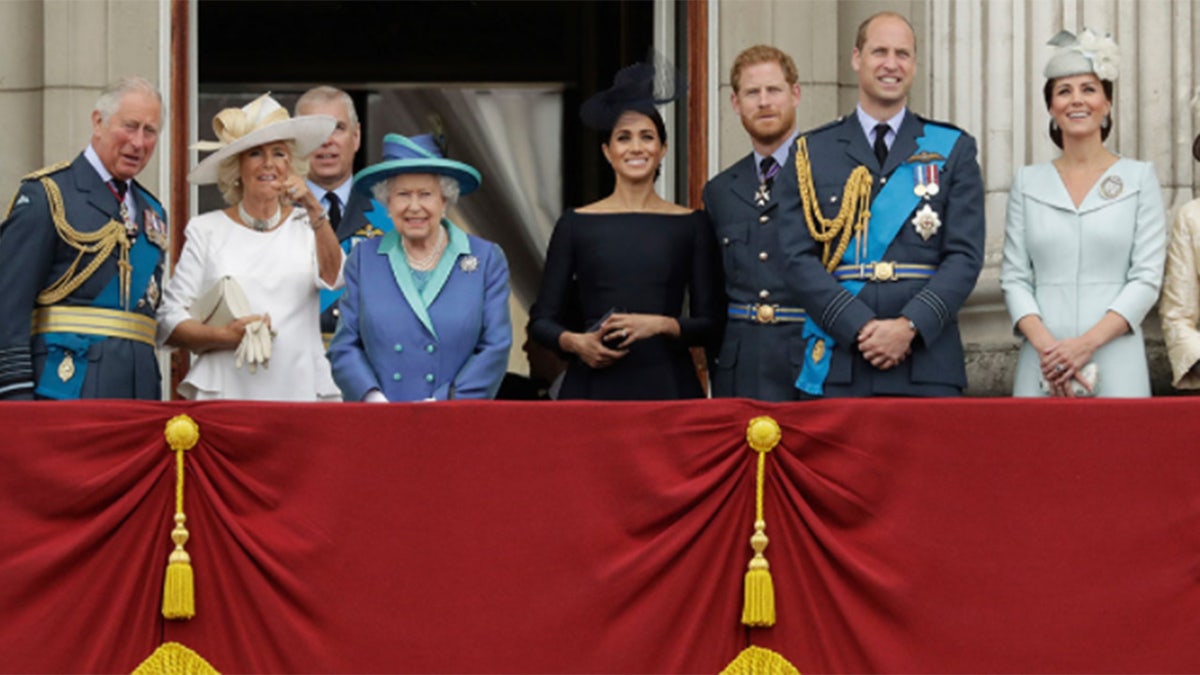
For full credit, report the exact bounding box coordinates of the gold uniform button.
[759,289,770,299]
[722,237,730,246]
[880,176,888,184]
[758,251,768,261]
[759,215,769,224]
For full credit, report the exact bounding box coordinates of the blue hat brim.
[353,158,481,198]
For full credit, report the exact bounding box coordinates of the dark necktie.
[110,179,128,201]
[759,156,780,189]
[873,123,890,167]
[110,180,136,236]
[327,193,342,229]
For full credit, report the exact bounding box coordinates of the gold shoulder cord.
[34,176,132,309]
[3,161,71,222]
[794,136,874,271]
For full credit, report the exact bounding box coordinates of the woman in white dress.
[998,31,1166,396]
[156,93,345,400]
[1000,29,1166,397]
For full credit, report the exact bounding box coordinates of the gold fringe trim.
[132,641,220,675]
[720,646,801,675]
[794,135,874,270]
[742,416,782,627]
[162,415,200,620]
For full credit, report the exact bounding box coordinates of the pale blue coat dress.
[1000,158,1166,397]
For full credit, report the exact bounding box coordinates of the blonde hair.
[216,141,307,205]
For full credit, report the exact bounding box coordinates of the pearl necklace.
[404,226,447,271]
[238,202,283,232]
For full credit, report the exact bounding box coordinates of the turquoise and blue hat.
[353,133,481,198]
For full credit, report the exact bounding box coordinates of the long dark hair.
[1042,77,1114,149]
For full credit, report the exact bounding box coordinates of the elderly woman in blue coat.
[327,133,511,401]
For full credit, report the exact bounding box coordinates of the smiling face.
[851,14,917,120]
[1048,73,1111,144]
[91,90,162,182]
[385,173,446,243]
[238,141,292,202]
[601,110,667,184]
[297,97,360,190]
[731,60,800,149]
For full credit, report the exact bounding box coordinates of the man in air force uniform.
[0,76,167,400]
[703,45,807,400]
[780,12,985,397]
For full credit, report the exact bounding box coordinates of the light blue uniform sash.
[320,198,393,315]
[37,188,164,399]
[796,124,960,395]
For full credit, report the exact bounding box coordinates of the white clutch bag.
[188,276,251,326]
[187,276,274,372]
[1038,362,1100,397]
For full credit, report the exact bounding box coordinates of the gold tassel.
[742,416,782,628]
[720,645,801,675]
[162,415,200,620]
[132,641,221,675]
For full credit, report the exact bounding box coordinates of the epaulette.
[798,115,850,140]
[21,161,71,182]
[914,114,968,135]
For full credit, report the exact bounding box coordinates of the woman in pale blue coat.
[328,133,511,401]
[1001,29,1165,397]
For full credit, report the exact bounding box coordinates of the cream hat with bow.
[188,93,336,185]
[1043,28,1120,82]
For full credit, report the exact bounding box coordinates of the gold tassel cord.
[162,414,200,620]
[742,416,782,628]
[34,176,132,308]
[132,641,220,675]
[794,136,874,271]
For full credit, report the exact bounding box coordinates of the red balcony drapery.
[1,398,1198,673]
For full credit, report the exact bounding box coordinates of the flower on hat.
[1047,28,1120,81]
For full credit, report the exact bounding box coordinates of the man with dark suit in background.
[0,76,167,400]
[780,12,985,397]
[294,86,382,345]
[703,45,807,401]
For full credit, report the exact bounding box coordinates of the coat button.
[722,237,730,245]
[393,372,402,381]
[759,289,770,299]
[426,344,435,353]
[880,176,887,184]
[332,307,340,317]
[758,251,768,261]
[425,373,435,383]
[394,343,403,352]
[759,215,769,224]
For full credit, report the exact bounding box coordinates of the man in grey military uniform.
[0,76,167,400]
[703,45,807,400]
[293,86,378,345]
[780,12,985,397]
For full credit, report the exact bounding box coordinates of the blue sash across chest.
[796,124,960,395]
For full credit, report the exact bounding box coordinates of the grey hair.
[372,174,461,209]
[295,86,358,125]
[95,76,162,125]
[215,140,308,206]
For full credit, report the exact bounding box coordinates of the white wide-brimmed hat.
[188,93,336,185]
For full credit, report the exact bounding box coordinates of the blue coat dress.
[328,220,512,401]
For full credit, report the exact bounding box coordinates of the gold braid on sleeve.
[794,136,874,271]
[34,176,132,309]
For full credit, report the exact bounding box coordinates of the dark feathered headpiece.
[579,50,686,131]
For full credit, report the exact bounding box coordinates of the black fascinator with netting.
[579,50,687,131]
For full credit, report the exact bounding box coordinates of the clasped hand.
[857,318,915,371]
[1039,336,1096,397]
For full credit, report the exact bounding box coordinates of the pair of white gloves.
[234,319,276,374]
